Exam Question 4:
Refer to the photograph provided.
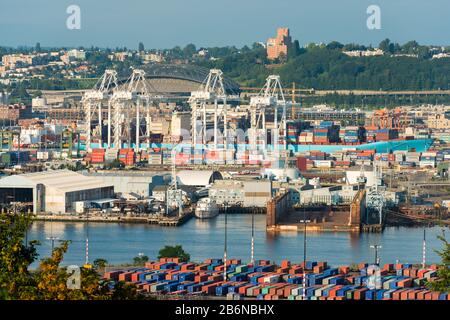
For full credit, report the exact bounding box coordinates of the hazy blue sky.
[1,0,449,49]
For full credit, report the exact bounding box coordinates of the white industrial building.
[0,170,114,214]
[84,171,170,197]
[209,179,272,207]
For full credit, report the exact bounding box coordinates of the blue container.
[306,287,315,298]
[376,290,386,300]
[308,275,325,286]
[138,272,155,282]
[354,276,366,286]
[179,272,195,282]
[305,261,318,270]
[160,263,177,270]
[231,273,249,282]
[165,282,181,292]
[329,277,345,285]
[250,275,264,284]
[210,259,222,264]
[336,285,353,297]
[207,263,220,271]
[323,268,339,277]
[228,283,246,293]
[177,282,194,291]
[151,273,167,281]
[187,283,202,293]
[365,289,376,300]
[216,284,232,296]
[255,265,275,272]
[322,286,334,297]
[287,276,302,284]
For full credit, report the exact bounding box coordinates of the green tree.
[158,245,190,262]
[0,213,38,299]
[0,212,142,300]
[138,42,145,52]
[107,159,124,169]
[326,41,344,50]
[379,38,392,53]
[132,255,149,266]
[427,230,450,293]
[183,43,197,57]
[93,258,108,274]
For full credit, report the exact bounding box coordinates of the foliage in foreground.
[427,230,450,293]
[0,213,142,300]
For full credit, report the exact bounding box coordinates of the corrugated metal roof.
[1,169,113,193]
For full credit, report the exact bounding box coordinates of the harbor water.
[28,214,447,268]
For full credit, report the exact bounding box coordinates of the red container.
[354,288,367,300]
[118,272,132,282]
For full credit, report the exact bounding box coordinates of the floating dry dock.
[104,258,448,300]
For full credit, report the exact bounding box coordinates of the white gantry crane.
[249,75,288,155]
[166,146,183,217]
[110,68,152,151]
[82,69,118,152]
[366,161,386,225]
[189,69,238,163]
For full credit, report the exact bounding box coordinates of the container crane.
[110,68,153,150]
[82,69,118,152]
[189,69,239,163]
[249,75,288,155]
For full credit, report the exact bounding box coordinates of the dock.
[33,210,194,227]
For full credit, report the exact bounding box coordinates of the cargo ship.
[195,198,219,219]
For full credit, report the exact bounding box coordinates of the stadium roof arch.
[117,64,241,96]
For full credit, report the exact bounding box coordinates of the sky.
[0,0,449,49]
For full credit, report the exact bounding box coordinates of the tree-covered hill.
[194,42,450,91]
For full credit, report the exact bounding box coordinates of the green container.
[262,286,275,295]
[346,289,354,299]
[235,265,248,273]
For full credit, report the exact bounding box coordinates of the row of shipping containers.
[104,258,447,300]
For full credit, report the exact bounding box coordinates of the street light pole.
[422,229,426,269]
[300,217,311,300]
[223,202,228,281]
[251,206,255,265]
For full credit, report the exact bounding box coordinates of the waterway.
[28,215,448,268]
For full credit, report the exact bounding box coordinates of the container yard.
[103,258,448,300]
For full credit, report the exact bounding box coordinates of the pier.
[33,209,194,227]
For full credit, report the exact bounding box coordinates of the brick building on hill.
[267,28,292,60]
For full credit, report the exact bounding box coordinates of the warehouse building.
[84,171,170,197]
[209,179,272,208]
[0,169,114,214]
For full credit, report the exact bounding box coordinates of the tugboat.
[195,198,219,219]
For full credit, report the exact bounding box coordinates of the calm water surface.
[28,215,448,268]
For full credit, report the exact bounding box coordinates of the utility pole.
[292,82,296,119]
[422,229,426,269]
[46,236,59,252]
[300,215,311,300]
[250,206,255,265]
[223,201,228,281]
[46,213,59,253]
